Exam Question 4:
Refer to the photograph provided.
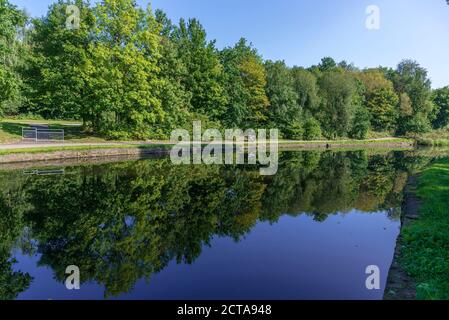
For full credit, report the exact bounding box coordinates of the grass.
[400,157,449,299]
[0,117,414,154]
[3,118,82,125]
[0,144,172,156]
[0,142,414,158]
[279,137,412,145]
[366,131,396,139]
[417,138,449,147]
[416,128,449,146]
[0,118,107,143]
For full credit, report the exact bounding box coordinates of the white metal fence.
[23,169,65,175]
[22,127,65,142]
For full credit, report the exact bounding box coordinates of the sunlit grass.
[400,157,449,299]
[0,144,172,155]
[0,118,107,143]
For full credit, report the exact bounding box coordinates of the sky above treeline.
[10,0,449,88]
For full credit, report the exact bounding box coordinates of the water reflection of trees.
[0,151,432,298]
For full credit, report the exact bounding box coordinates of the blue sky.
[10,0,449,88]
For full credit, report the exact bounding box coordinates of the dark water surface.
[0,150,433,300]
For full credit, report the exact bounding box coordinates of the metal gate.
[22,127,65,142]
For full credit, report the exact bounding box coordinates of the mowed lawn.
[0,118,106,143]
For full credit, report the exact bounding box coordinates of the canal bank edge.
[0,147,171,164]
[384,175,421,300]
[0,139,414,164]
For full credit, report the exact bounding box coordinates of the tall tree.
[290,67,319,114]
[431,87,449,129]
[0,0,26,115]
[389,60,434,135]
[23,0,94,120]
[357,68,394,93]
[318,57,337,72]
[172,18,227,122]
[85,0,164,138]
[357,69,398,132]
[317,72,356,138]
[238,50,269,126]
[365,88,399,132]
[264,60,301,139]
[220,38,268,128]
[154,9,192,136]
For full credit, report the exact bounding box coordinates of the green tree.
[318,57,337,72]
[389,60,433,135]
[431,87,449,129]
[264,60,302,139]
[23,0,94,120]
[290,67,319,114]
[402,113,431,137]
[303,115,322,140]
[350,106,371,139]
[220,38,268,128]
[238,50,269,126]
[0,0,26,115]
[154,9,192,136]
[84,0,164,139]
[365,88,399,131]
[356,69,399,132]
[338,60,358,72]
[317,72,356,138]
[357,69,394,93]
[172,18,227,122]
[391,60,432,113]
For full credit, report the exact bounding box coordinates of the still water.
[0,150,431,300]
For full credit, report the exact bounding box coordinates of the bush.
[350,107,370,140]
[284,118,304,140]
[303,117,322,140]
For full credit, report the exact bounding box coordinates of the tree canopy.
[0,0,447,140]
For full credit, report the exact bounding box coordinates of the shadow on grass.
[0,122,23,136]
[0,122,105,141]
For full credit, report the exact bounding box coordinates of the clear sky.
[9,0,449,88]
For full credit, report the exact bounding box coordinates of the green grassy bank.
[0,144,173,156]
[0,118,105,143]
[400,157,449,299]
[416,129,449,147]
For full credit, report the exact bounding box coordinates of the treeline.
[1,0,449,140]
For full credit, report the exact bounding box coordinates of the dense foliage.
[1,0,448,140]
[0,0,26,115]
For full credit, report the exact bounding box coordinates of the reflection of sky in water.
[14,211,399,300]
